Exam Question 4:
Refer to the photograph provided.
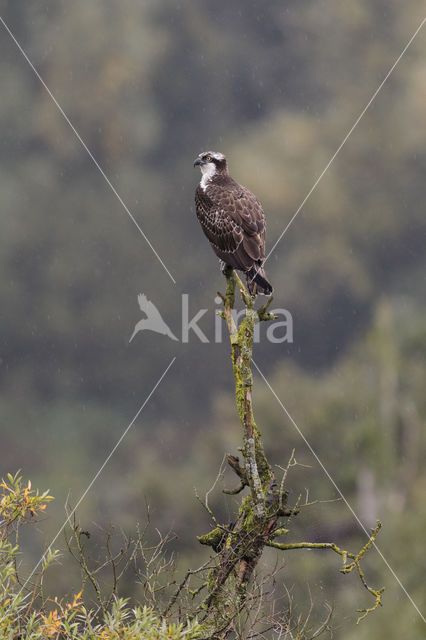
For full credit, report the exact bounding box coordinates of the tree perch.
[195,268,383,637]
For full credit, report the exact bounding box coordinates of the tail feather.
[246,266,273,296]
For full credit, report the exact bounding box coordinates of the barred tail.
[246,266,273,296]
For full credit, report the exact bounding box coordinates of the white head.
[193,151,228,190]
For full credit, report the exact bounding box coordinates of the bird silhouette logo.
[129,294,179,343]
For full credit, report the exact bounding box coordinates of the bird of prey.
[129,294,178,343]
[194,151,272,295]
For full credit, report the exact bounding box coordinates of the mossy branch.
[220,266,273,517]
[267,521,384,623]
[196,268,384,636]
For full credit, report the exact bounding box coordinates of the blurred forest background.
[1,1,425,637]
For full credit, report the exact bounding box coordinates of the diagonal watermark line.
[17,356,176,597]
[0,16,176,285]
[265,16,426,263]
[252,357,426,624]
[256,14,426,622]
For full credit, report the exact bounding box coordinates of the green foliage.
[0,471,53,525]
[1,2,426,637]
[0,476,201,640]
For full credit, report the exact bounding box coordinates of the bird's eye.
[205,155,212,162]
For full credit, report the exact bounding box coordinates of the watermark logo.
[129,294,179,343]
[129,293,293,344]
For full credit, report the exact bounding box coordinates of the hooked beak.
[194,157,205,167]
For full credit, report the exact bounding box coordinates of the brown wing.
[195,185,243,257]
[195,179,266,273]
[232,185,266,264]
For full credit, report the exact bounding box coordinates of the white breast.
[200,163,217,191]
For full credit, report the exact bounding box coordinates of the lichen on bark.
[191,268,383,637]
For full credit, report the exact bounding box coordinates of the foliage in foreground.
[0,282,384,639]
[0,472,201,640]
[0,462,381,640]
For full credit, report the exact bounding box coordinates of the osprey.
[194,151,272,295]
